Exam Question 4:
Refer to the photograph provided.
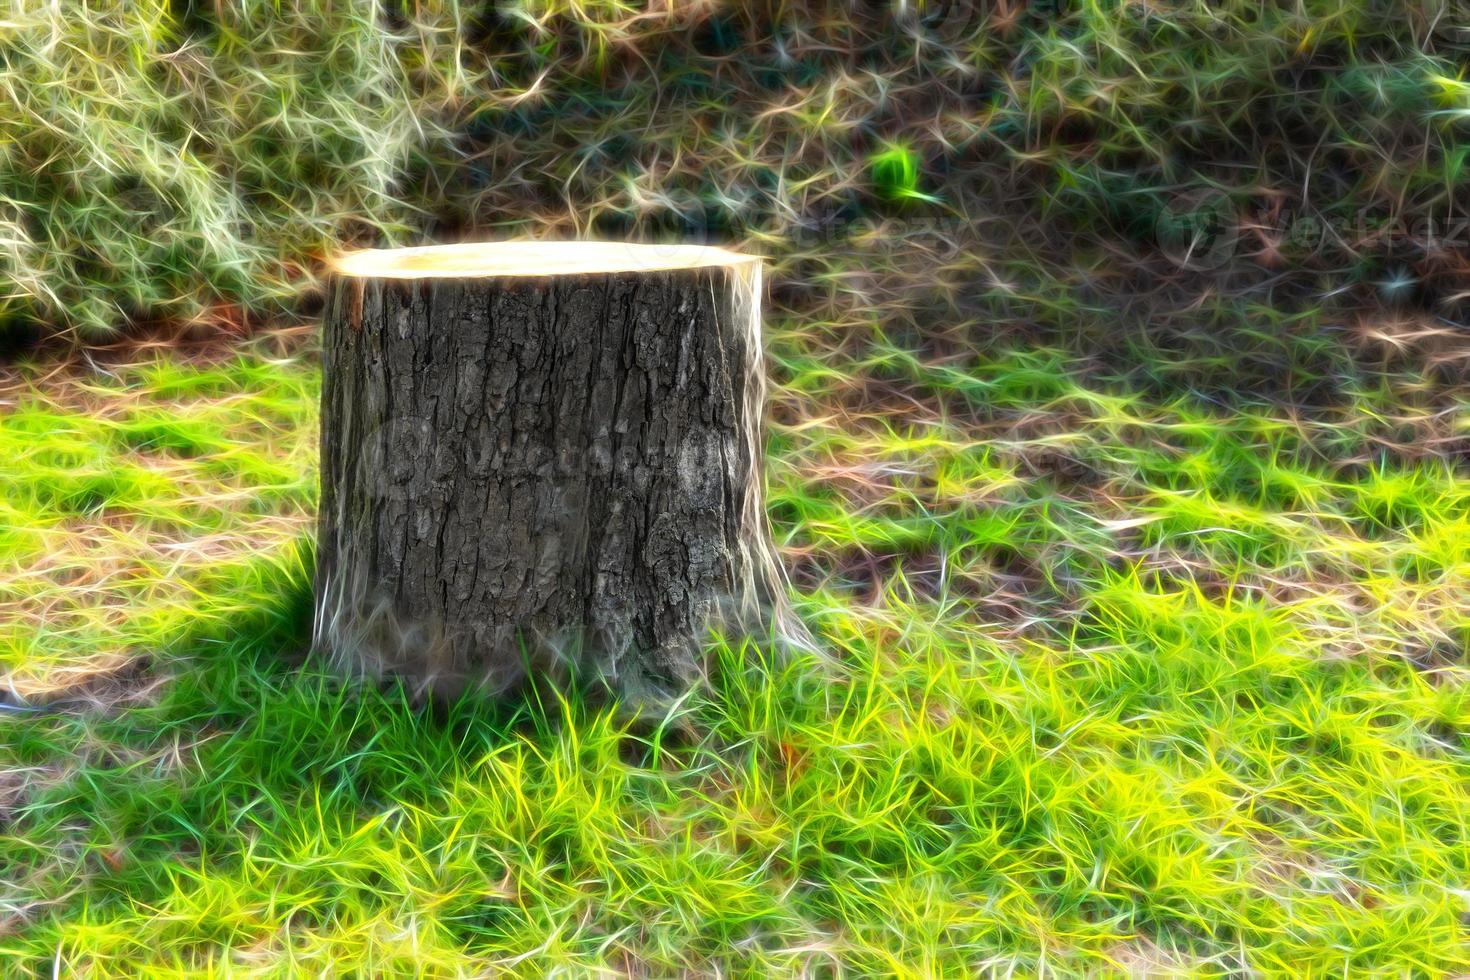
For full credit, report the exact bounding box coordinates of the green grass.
[1,335,1466,975]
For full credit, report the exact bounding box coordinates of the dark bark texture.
[314,262,788,704]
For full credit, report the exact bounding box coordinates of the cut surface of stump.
[314,241,791,705]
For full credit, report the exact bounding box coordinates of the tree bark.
[313,243,789,706]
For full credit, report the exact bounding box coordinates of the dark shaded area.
[0,548,536,920]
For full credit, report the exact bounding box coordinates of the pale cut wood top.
[331,241,760,279]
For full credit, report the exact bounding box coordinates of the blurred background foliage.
[1,0,1467,397]
[0,0,464,336]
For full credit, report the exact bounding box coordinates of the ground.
[1,319,1467,975]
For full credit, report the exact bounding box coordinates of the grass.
[1,328,1466,975]
[0,1,468,337]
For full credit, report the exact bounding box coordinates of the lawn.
[1,320,1466,975]
[1,0,1467,973]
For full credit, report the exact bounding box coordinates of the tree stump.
[314,241,791,705]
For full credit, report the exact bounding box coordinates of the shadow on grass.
[0,540,542,937]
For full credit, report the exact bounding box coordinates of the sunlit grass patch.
[0,343,317,693]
